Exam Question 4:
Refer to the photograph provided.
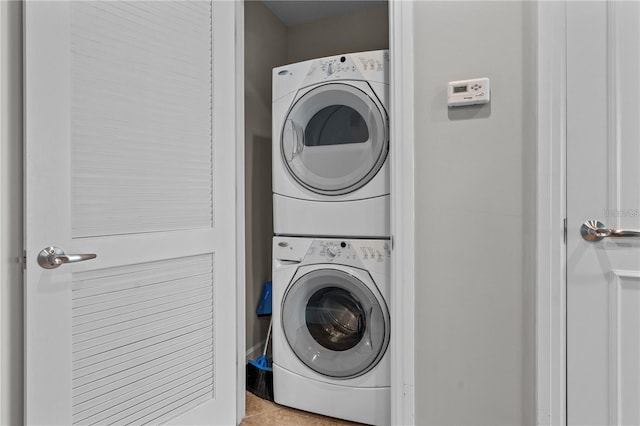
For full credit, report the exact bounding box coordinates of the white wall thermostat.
[447,77,490,107]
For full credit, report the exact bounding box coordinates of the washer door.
[281,268,389,379]
[281,83,388,196]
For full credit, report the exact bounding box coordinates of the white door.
[567,1,640,424]
[23,1,239,424]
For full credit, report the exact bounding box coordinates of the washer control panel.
[273,236,390,273]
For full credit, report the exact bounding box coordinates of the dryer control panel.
[273,50,389,102]
[301,50,389,86]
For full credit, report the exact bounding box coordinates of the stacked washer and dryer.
[271,50,391,425]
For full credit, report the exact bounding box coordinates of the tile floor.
[242,392,363,426]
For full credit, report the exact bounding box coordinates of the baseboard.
[246,339,266,363]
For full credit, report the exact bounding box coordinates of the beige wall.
[244,1,287,355]
[412,2,536,424]
[0,1,23,424]
[286,4,388,63]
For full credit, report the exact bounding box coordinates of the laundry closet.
[245,1,390,423]
[244,0,389,421]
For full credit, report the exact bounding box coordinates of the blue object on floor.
[256,281,272,316]
[249,317,272,372]
[246,317,274,400]
[248,354,271,371]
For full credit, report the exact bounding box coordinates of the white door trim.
[536,2,567,425]
[235,0,246,424]
[0,4,5,423]
[1,2,24,424]
[389,1,415,424]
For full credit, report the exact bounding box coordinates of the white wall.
[412,2,536,424]
[0,1,23,424]
[244,0,287,355]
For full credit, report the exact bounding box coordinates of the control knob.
[326,244,338,259]
[326,63,334,76]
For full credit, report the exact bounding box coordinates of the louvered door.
[23,2,239,424]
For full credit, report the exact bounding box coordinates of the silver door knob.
[37,246,97,269]
[580,220,640,242]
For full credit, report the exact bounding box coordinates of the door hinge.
[563,217,567,244]
[20,250,27,269]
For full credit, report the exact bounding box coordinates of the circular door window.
[281,83,388,196]
[281,268,390,379]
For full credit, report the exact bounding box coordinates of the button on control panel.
[358,56,384,72]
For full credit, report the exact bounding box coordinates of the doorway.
[243,0,390,422]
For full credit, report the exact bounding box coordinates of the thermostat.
[447,78,490,107]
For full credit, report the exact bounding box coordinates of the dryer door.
[281,82,388,196]
[281,268,389,379]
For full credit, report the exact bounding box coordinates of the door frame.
[235,1,246,424]
[0,1,24,425]
[389,1,415,424]
[536,1,567,425]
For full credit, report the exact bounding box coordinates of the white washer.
[272,236,390,425]
[272,50,389,238]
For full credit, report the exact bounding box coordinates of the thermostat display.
[447,77,490,107]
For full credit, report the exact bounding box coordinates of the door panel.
[70,1,214,238]
[567,2,640,424]
[24,1,238,424]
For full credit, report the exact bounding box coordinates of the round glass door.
[281,83,388,196]
[281,268,390,379]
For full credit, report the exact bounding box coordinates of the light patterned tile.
[242,393,363,426]
[245,392,279,417]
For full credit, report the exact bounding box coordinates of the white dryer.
[272,236,390,425]
[272,50,389,238]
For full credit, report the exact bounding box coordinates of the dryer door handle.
[283,119,304,162]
